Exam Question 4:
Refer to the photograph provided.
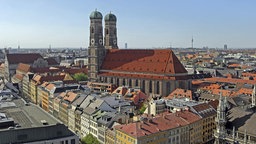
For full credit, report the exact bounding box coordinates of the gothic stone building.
[88,10,191,97]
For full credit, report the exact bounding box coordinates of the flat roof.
[0,98,61,130]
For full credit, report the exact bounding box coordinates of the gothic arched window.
[122,79,125,86]
[129,79,132,87]
[156,81,160,94]
[149,80,152,93]
[135,79,139,86]
[142,80,145,92]
[116,78,119,86]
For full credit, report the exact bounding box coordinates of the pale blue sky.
[0,0,255,49]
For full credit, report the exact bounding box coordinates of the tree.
[81,133,100,144]
[138,104,147,114]
[73,73,88,81]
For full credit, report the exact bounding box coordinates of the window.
[149,80,152,93]
[156,81,160,94]
[129,79,132,87]
[71,139,75,144]
[122,79,125,86]
[135,79,139,86]
[166,82,170,94]
[142,80,145,91]
[117,78,119,86]
[91,27,94,33]
[65,140,68,144]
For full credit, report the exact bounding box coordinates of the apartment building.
[115,110,201,144]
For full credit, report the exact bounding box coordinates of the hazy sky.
[0,0,255,49]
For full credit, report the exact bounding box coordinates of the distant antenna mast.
[191,36,194,49]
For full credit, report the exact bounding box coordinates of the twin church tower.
[88,10,118,81]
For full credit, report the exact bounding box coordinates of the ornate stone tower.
[252,84,256,107]
[104,12,118,49]
[88,10,105,82]
[214,93,227,144]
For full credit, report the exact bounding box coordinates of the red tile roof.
[40,82,49,87]
[200,84,221,90]
[16,63,31,73]
[208,100,219,110]
[100,49,187,80]
[204,77,256,85]
[115,110,200,138]
[165,88,192,99]
[192,102,217,118]
[63,91,77,102]
[7,53,43,64]
[45,83,56,91]
[228,63,240,68]
[112,86,128,96]
[237,88,253,95]
[124,88,148,105]
[32,74,65,84]
[211,89,235,97]
[13,73,24,81]
[242,72,256,78]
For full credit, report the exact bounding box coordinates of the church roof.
[90,10,103,19]
[105,13,117,21]
[100,49,187,80]
[7,53,43,64]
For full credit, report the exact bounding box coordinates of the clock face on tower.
[91,39,95,45]
[99,39,103,45]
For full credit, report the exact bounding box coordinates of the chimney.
[118,105,121,113]
[136,122,141,130]
[147,102,150,115]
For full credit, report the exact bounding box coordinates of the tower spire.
[214,92,227,144]
[191,36,194,49]
[244,129,247,144]
[252,84,256,107]
[232,126,236,142]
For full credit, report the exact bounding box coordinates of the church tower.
[104,12,118,49]
[88,10,105,82]
[214,93,227,144]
